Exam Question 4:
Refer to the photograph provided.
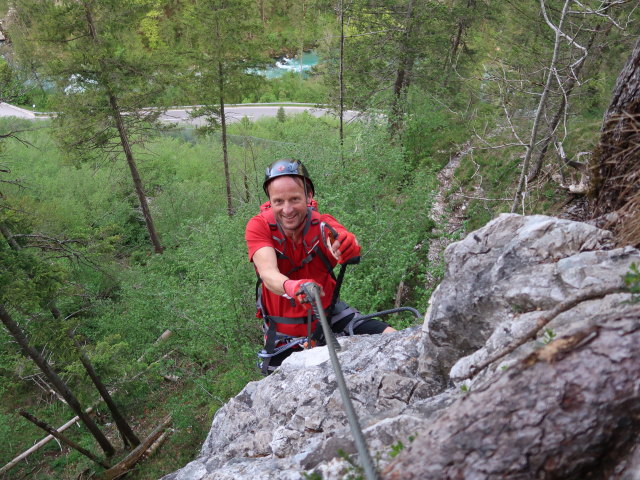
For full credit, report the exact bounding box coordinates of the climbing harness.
[256,211,362,374]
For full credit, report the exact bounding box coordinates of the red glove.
[283,279,321,306]
[333,231,361,264]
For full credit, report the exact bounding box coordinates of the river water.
[258,51,319,79]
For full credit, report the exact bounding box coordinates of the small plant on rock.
[540,328,557,345]
[624,263,640,303]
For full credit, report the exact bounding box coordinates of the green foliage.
[1,110,444,476]
[303,473,324,480]
[389,440,405,458]
[0,57,28,104]
[2,0,638,476]
[12,0,174,161]
[540,328,557,345]
[624,263,640,304]
[252,72,327,103]
[0,243,65,309]
[389,433,416,458]
[178,0,268,109]
[403,90,469,169]
[337,448,365,480]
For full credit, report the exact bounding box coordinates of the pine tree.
[180,0,267,217]
[322,0,453,136]
[10,0,171,253]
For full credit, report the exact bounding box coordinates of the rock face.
[163,214,640,480]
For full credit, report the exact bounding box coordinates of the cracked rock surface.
[164,214,640,479]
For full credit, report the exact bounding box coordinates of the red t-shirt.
[246,206,348,337]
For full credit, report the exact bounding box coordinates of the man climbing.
[246,159,395,374]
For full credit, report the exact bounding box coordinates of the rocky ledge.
[164,214,640,480]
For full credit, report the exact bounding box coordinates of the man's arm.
[252,246,289,296]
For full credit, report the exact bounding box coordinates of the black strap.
[265,314,308,325]
[256,209,343,373]
[260,313,311,375]
[261,319,277,375]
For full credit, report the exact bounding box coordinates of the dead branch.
[511,0,573,214]
[0,407,94,475]
[19,410,111,469]
[96,415,172,480]
[136,330,172,362]
[141,429,172,460]
[453,283,624,381]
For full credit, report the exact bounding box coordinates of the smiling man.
[245,159,394,375]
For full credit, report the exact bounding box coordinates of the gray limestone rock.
[162,328,448,480]
[164,215,639,479]
[423,213,619,374]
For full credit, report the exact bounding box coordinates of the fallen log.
[19,410,110,469]
[142,429,172,460]
[0,407,94,475]
[97,415,172,480]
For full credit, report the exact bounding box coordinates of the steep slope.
[164,214,640,479]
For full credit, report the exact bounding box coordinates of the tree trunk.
[108,94,164,253]
[83,4,163,254]
[384,306,640,479]
[0,222,20,250]
[1,223,140,448]
[510,0,571,213]
[19,410,111,469]
[97,415,172,480]
[590,35,640,246]
[0,303,115,457]
[443,0,475,86]
[0,407,94,475]
[339,0,345,164]
[527,16,610,182]
[218,60,234,217]
[389,0,416,138]
[70,334,141,447]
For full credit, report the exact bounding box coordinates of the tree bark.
[97,415,172,480]
[384,306,640,479]
[590,35,640,246]
[218,60,234,217]
[389,0,416,138]
[0,222,20,250]
[0,407,94,475]
[339,0,345,164]
[70,334,141,447]
[19,410,111,469]
[443,0,475,86]
[0,303,115,457]
[108,93,164,253]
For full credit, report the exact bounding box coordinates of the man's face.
[268,176,312,236]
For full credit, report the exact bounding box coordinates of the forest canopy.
[0,1,638,478]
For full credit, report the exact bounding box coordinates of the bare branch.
[569,1,629,29]
[453,283,625,382]
[511,0,573,213]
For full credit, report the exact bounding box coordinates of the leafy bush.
[0,111,443,477]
